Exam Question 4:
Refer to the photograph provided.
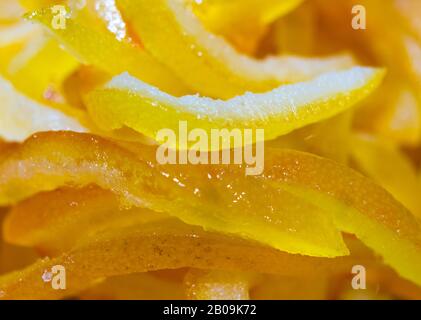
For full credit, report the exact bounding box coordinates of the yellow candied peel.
[190,0,304,53]
[116,0,355,98]
[0,0,420,300]
[0,132,420,287]
[26,5,190,96]
[86,67,384,150]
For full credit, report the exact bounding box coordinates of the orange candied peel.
[3,186,167,254]
[0,132,420,286]
[0,217,369,300]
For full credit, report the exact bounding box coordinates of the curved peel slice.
[351,133,421,219]
[117,0,355,98]
[0,76,86,142]
[192,0,303,30]
[0,218,373,300]
[3,187,168,254]
[0,132,347,258]
[26,6,189,95]
[85,67,384,150]
[191,0,303,53]
[0,132,420,286]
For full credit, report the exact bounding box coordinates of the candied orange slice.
[191,0,303,53]
[0,217,372,300]
[116,0,354,98]
[0,76,86,142]
[0,132,420,285]
[85,67,384,150]
[27,6,189,95]
[351,133,421,219]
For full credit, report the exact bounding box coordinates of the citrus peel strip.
[0,132,420,286]
[0,132,348,258]
[116,0,355,98]
[26,6,189,95]
[3,186,168,254]
[351,133,421,219]
[85,67,384,150]
[0,217,375,300]
[191,0,304,53]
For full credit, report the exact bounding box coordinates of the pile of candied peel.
[0,0,421,300]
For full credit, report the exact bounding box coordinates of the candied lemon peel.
[0,132,420,287]
[26,5,190,96]
[0,132,348,258]
[86,67,385,150]
[190,0,304,53]
[0,217,374,300]
[117,0,355,98]
[0,0,420,300]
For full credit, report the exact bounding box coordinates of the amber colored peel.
[79,272,185,300]
[0,210,38,276]
[0,218,374,300]
[0,132,349,258]
[250,274,329,300]
[0,132,420,285]
[3,186,168,254]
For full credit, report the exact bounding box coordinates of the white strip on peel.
[105,67,377,119]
